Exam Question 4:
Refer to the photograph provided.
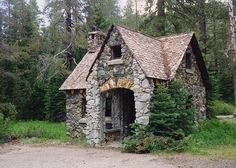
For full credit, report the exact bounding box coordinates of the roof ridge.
[160,41,171,80]
[114,24,163,42]
[157,32,194,40]
[114,24,194,42]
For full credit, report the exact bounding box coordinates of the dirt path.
[0,144,235,168]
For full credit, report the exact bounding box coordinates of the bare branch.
[53,43,72,59]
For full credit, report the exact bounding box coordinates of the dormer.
[88,31,106,53]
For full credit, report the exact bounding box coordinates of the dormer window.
[186,53,192,69]
[111,45,121,59]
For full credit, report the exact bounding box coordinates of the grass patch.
[8,121,71,143]
[206,146,236,160]
[187,119,236,159]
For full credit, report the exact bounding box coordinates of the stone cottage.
[60,25,210,146]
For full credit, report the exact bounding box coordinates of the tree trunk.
[157,0,165,36]
[65,0,73,69]
[135,0,138,30]
[229,0,236,105]
[198,0,207,54]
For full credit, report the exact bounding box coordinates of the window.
[186,53,192,69]
[81,98,87,118]
[91,34,95,39]
[105,97,112,117]
[111,45,121,59]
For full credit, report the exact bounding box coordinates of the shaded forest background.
[0,0,233,122]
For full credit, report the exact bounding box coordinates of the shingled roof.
[60,25,209,90]
[115,26,193,80]
[60,51,99,90]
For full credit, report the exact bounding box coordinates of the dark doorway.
[121,89,135,137]
[103,89,135,142]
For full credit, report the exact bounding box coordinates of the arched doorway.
[102,88,135,142]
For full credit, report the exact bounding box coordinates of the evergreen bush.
[122,80,195,153]
[149,80,195,139]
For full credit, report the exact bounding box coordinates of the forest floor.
[0,144,236,168]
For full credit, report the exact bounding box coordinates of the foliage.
[8,121,69,142]
[123,80,194,153]
[208,100,235,117]
[0,113,9,143]
[187,120,236,153]
[44,76,66,122]
[0,103,17,120]
[122,123,187,153]
[149,80,195,140]
[122,123,150,153]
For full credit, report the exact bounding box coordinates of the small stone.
[136,116,149,125]
[134,78,140,85]
[139,93,151,102]
[138,74,145,80]
[135,101,146,111]
[141,79,149,88]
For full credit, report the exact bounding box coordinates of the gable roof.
[115,25,193,80]
[60,25,209,90]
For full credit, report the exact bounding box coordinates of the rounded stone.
[141,79,149,88]
[136,116,149,125]
[139,93,151,102]
[135,101,146,111]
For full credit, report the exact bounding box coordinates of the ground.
[0,144,235,168]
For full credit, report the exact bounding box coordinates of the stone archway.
[99,78,133,92]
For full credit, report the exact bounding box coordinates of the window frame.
[110,45,122,60]
[186,53,192,70]
[105,97,112,117]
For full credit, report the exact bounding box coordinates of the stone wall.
[132,59,154,125]
[175,45,207,119]
[65,90,85,137]
[85,62,104,146]
[97,28,133,85]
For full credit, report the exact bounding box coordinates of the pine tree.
[149,80,195,140]
[122,0,137,30]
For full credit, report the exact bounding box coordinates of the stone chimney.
[88,31,106,53]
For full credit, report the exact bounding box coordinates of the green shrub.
[208,100,235,116]
[122,124,187,153]
[149,80,195,139]
[122,123,150,153]
[0,113,9,142]
[0,103,17,120]
[123,80,194,153]
[142,135,187,153]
